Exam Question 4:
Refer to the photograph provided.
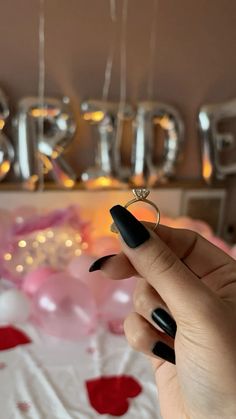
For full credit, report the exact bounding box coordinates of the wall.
[1,0,236,180]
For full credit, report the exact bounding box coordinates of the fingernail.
[152,341,176,365]
[152,308,177,339]
[89,255,116,272]
[110,205,150,249]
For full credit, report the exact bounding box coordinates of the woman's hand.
[89,205,236,419]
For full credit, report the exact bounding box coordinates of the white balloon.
[0,289,31,325]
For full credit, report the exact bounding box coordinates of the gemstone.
[132,189,150,200]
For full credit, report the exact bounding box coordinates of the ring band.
[110,189,161,233]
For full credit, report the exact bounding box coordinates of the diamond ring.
[111,188,161,233]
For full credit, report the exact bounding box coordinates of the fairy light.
[75,234,82,243]
[26,256,34,265]
[4,253,12,261]
[16,265,24,273]
[74,249,82,256]
[18,240,27,248]
[65,239,73,247]
[46,230,54,238]
[37,234,46,243]
[81,242,88,250]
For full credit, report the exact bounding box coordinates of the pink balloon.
[100,277,137,325]
[68,254,96,279]
[23,267,57,296]
[91,236,121,257]
[32,272,97,340]
[68,254,117,305]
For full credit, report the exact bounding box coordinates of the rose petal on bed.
[86,375,142,416]
[0,326,31,351]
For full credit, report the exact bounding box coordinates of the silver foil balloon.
[130,101,184,186]
[14,98,40,190]
[0,88,10,123]
[198,98,236,183]
[0,89,14,181]
[0,132,14,181]
[14,97,76,189]
[81,100,133,188]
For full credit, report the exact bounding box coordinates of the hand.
[89,205,236,419]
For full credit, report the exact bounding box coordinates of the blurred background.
[0,2,236,416]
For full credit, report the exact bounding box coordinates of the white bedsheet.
[0,324,162,419]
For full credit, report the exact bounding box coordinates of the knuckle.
[125,324,147,350]
[123,314,149,350]
[133,288,147,313]
[133,280,145,307]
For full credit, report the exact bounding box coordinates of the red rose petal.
[86,375,142,416]
[0,326,31,351]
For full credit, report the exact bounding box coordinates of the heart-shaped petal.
[86,375,142,416]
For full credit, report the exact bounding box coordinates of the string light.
[3,224,87,278]
[65,240,73,248]
[74,249,82,256]
[18,240,27,248]
[4,253,12,261]
[26,256,34,265]
[37,234,46,243]
[46,230,54,238]
[16,265,24,273]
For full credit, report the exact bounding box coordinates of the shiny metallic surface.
[198,99,236,183]
[0,89,10,123]
[0,89,13,181]
[81,100,133,188]
[14,98,39,190]
[0,132,14,181]
[14,97,76,190]
[130,102,184,186]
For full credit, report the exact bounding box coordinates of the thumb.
[110,205,217,323]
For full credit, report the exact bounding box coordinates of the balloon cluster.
[0,205,137,339]
[0,205,235,341]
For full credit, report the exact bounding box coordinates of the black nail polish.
[152,341,176,365]
[110,205,150,249]
[89,255,116,272]
[152,308,177,339]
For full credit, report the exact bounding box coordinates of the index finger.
[101,222,234,280]
[151,223,234,278]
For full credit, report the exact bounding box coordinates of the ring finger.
[124,312,176,365]
[133,279,177,340]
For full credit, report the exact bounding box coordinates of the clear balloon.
[0,289,31,325]
[23,266,57,296]
[68,254,117,305]
[32,272,97,340]
[100,277,137,329]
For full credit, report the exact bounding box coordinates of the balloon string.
[38,0,45,191]
[102,0,117,102]
[147,0,158,100]
[115,0,128,169]
[119,0,128,110]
